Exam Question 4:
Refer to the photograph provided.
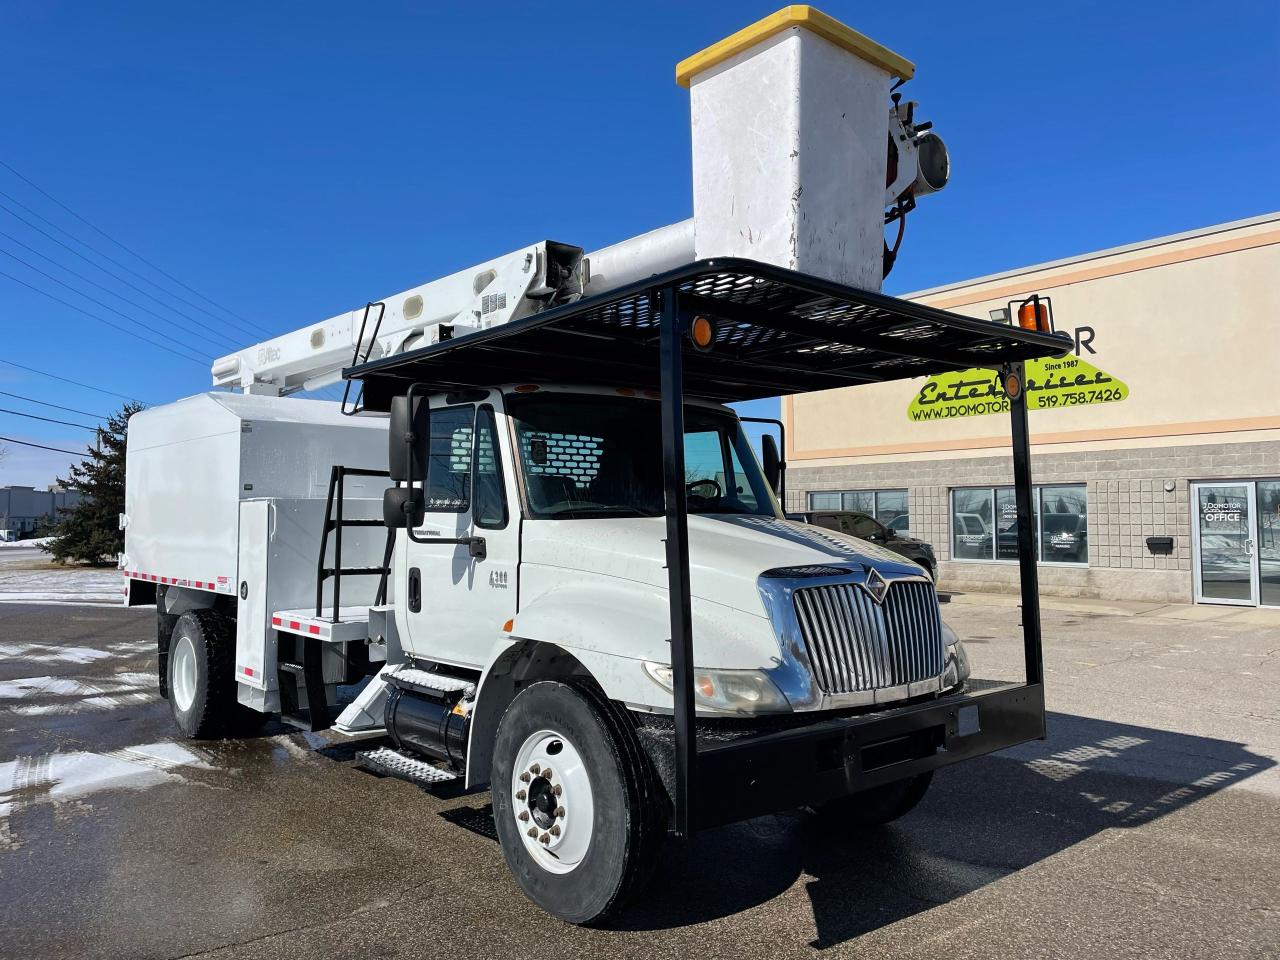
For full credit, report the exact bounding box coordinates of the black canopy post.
[658,285,697,837]
[1007,362,1044,686]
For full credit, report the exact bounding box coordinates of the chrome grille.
[792,579,943,695]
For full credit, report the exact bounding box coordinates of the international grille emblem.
[860,568,889,605]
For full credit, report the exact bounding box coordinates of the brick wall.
[787,438,1280,603]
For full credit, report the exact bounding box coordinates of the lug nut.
[519,772,531,783]
[541,768,552,780]
[518,811,529,822]
[527,827,538,838]
[550,825,561,837]
[552,784,563,796]
[539,832,550,844]
[516,790,526,801]
[554,806,565,818]
[530,763,541,775]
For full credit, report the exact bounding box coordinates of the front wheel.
[813,771,932,829]
[491,680,667,925]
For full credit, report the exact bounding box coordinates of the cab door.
[403,398,518,667]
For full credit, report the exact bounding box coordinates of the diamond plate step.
[357,747,458,785]
[388,667,476,699]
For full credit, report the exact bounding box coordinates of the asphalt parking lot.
[1,598,1277,959]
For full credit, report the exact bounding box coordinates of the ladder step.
[358,747,458,785]
[388,667,477,699]
[278,661,304,675]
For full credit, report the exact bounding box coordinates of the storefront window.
[952,484,1086,564]
[952,488,993,560]
[807,489,909,532]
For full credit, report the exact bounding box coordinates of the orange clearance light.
[689,315,716,350]
[513,383,540,393]
[1016,300,1051,333]
[502,618,514,632]
[1004,371,1022,399]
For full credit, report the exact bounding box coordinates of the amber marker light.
[1004,371,1022,399]
[689,315,716,351]
[1016,300,1051,333]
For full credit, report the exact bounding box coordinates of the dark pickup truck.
[787,510,938,583]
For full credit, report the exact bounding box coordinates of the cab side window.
[473,405,508,529]
[424,405,474,512]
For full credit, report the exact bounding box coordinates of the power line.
[0,158,260,332]
[0,247,218,361]
[0,196,254,346]
[0,266,212,366]
[0,358,144,404]
[0,229,241,350]
[0,406,98,432]
[0,435,85,456]
[0,390,105,420]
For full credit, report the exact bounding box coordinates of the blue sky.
[1,1,1277,486]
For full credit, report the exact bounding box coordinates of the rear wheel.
[491,680,667,925]
[813,771,932,829]
[166,609,252,738]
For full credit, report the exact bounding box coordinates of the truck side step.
[357,746,458,785]
[387,667,476,700]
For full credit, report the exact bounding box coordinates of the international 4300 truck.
[122,7,1069,923]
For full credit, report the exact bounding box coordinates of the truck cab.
[386,384,965,718]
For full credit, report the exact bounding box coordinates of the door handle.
[408,567,421,613]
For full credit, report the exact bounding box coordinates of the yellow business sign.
[908,354,1128,422]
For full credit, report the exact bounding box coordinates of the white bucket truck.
[123,8,1068,923]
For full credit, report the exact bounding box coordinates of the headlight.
[641,662,790,714]
[941,621,971,690]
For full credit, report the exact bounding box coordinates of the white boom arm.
[211,222,697,396]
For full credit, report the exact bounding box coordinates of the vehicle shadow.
[607,710,1274,947]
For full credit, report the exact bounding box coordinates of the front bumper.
[650,679,1044,830]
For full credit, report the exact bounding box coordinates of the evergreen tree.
[45,403,143,565]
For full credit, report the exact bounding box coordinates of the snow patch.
[0,642,113,664]
[0,671,157,715]
[0,741,213,847]
[0,568,123,605]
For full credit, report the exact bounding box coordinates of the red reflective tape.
[150,574,158,582]
[289,620,301,631]
[271,616,282,626]
[308,624,321,635]
[244,666,255,678]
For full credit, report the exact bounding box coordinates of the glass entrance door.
[1192,482,1257,605]
[1258,481,1280,608]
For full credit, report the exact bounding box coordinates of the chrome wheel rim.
[171,634,197,712]
[511,729,593,874]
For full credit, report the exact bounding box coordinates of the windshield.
[506,393,780,520]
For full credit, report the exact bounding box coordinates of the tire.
[813,771,933,829]
[166,609,252,739]
[491,680,667,925]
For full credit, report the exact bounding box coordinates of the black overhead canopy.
[346,257,1072,411]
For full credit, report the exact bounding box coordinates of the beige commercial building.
[783,213,1280,607]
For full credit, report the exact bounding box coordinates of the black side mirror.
[761,434,781,495]
[383,487,424,529]
[388,394,429,482]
